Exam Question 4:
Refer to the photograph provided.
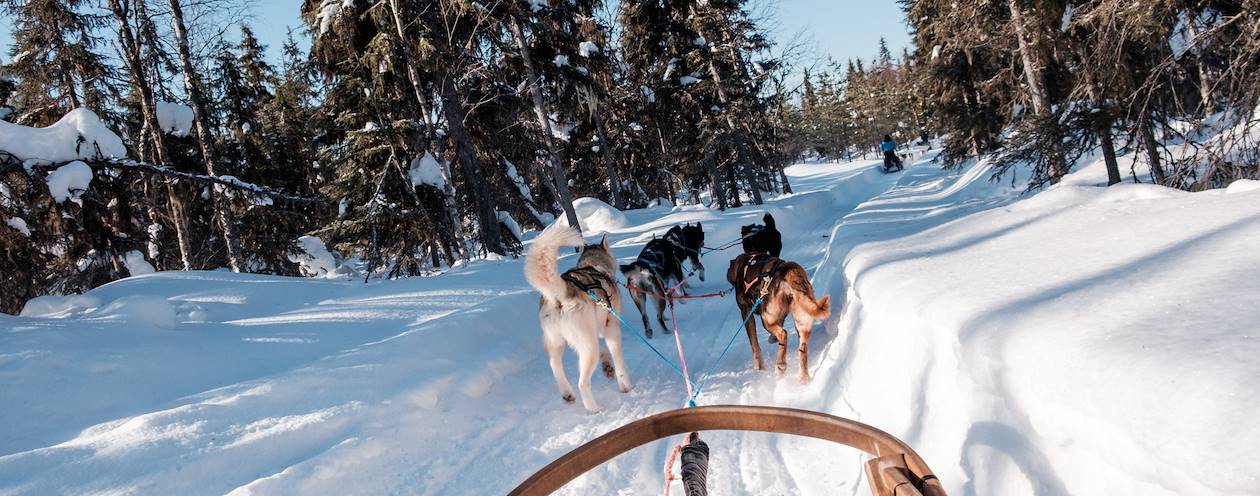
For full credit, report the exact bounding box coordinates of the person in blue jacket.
[880,134,903,172]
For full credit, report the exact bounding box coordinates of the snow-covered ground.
[2,151,1257,495]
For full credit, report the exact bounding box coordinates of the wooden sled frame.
[508,405,946,496]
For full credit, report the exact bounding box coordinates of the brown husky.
[726,253,832,383]
[524,224,633,412]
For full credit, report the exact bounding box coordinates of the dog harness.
[562,266,616,303]
[740,254,782,300]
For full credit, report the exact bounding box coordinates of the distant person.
[880,134,903,172]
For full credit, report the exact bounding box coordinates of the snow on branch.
[0,157,328,206]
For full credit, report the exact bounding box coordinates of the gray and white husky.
[524,224,633,412]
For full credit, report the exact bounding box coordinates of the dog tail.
[763,212,776,230]
[786,266,831,320]
[525,223,584,302]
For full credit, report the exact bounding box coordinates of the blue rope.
[687,298,763,407]
[586,291,691,386]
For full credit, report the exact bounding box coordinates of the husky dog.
[726,252,831,383]
[619,224,705,338]
[524,224,633,412]
[741,213,783,257]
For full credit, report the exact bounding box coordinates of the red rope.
[623,282,728,301]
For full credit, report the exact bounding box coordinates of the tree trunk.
[1186,13,1214,117]
[167,184,195,270]
[508,16,581,231]
[438,72,504,255]
[169,0,243,272]
[1138,114,1167,185]
[703,146,726,210]
[386,0,465,261]
[593,112,623,209]
[1007,0,1066,182]
[725,162,742,208]
[111,0,187,270]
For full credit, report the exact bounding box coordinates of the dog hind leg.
[603,325,633,393]
[575,335,603,412]
[764,319,790,376]
[544,332,575,403]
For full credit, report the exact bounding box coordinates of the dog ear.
[600,234,609,249]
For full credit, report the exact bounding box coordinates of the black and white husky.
[619,224,705,338]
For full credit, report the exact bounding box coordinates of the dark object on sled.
[508,405,946,496]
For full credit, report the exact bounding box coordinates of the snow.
[527,0,547,12]
[497,211,523,240]
[679,74,700,86]
[640,85,656,103]
[408,152,446,189]
[156,101,194,137]
[578,41,599,57]
[1060,3,1076,31]
[0,108,126,163]
[5,216,29,236]
[2,150,1258,495]
[19,294,102,318]
[556,196,627,233]
[45,160,94,204]
[123,250,156,276]
[289,235,341,278]
[553,55,569,67]
[315,0,355,35]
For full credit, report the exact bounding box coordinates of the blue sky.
[0,1,910,77]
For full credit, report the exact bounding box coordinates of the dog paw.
[798,374,812,385]
[645,330,653,339]
[562,393,575,403]
[619,383,633,393]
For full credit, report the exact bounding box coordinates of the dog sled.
[509,405,945,496]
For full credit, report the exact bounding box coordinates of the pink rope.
[649,272,696,401]
[667,295,695,400]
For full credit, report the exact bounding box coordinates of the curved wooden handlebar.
[507,405,945,496]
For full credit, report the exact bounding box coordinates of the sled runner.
[508,405,946,496]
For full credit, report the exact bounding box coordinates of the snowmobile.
[509,405,946,496]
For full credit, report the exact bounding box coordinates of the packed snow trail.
[3,152,1259,495]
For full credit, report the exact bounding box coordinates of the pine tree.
[1,0,116,127]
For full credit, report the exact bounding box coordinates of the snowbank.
[289,235,341,278]
[123,250,156,276]
[20,294,102,318]
[0,108,126,163]
[827,160,1260,495]
[44,161,93,203]
[155,101,193,137]
[557,197,627,233]
[94,295,177,330]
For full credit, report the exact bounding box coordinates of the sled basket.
[508,405,946,496]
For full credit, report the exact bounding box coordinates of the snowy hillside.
[2,152,1258,495]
